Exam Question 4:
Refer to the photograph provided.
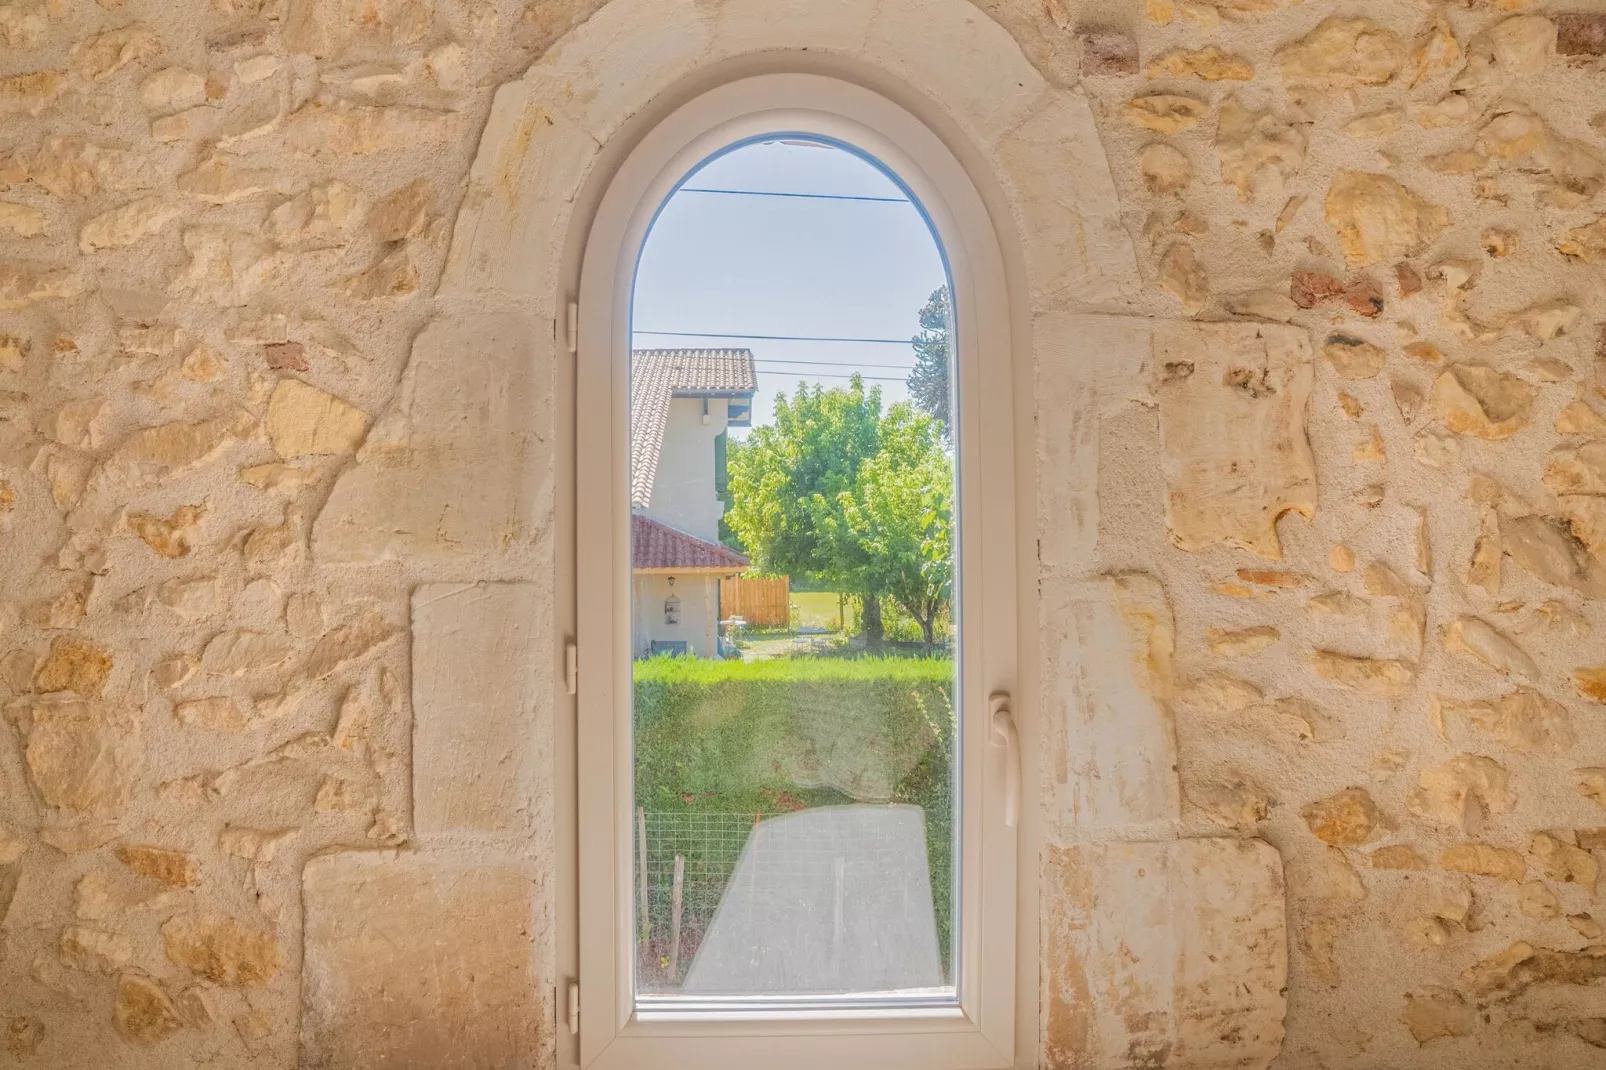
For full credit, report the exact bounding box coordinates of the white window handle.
[989,691,1019,828]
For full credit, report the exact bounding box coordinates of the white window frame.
[572,72,1022,1070]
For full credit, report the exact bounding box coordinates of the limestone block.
[1147,45,1251,81]
[437,80,597,303]
[264,378,368,458]
[5,694,141,816]
[1123,93,1208,133]
[1302,788,1385,846]
[0,262,84,309]
[114,972,185,1044]
[1152,320,1316,560]
[139,67,206,114]
[412,583,542,836]
[98,408,257,486]
[0,70,61,116]
[176,155,275,204]
[1431,364,1534,440]
[523,0,712,143]
[0,199,46,237]
[1139,143,1192,194]
[171,226,274,307]
[1410,755,1514,834]
[162,913,281,986]
[301,851,541,1068]
[862,0,1046,140]
[717,0,877,57]
[313,313,550,564]
[1326,171,1449,267]
[118,845,198,888]
[283,0,431,57]
[367,179,433,242]
[1276,17,1403,87]
[70,23,162,81]
[995,91,1142,310]
[1456,16,1555,88]
[1217,96,1306,202]
[1036,313,1153,571]
[1044,838,1286,1069]
[201,630,291,675]
[339,247,420,302]
[284,99,452,156]
[1158,242,1208,313]
[79,197,179,252]
[1042,573,1180,835]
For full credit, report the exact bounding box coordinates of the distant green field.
[790,590,845,630]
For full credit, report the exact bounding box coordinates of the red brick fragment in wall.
[264,342,308,372]
[1291,270,1384,318]
[1078,27,1138,77]
[1557,13,1606,57]
[1395,262,1423,298]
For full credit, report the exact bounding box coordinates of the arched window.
[575,73,1020,1069]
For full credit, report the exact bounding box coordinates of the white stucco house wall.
[630,349,756,658]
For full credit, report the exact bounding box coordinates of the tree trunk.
[861,593,884,647]
[918,613,935,651]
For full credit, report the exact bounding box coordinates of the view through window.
[628,138,958,1003]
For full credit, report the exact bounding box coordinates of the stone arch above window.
[438,0,1141,315]
[315,0,1142,568]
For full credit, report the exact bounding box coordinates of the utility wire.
[762,371,911,382]
[634,330,915,344]
[754,360,914,370]
[677,187,910,204]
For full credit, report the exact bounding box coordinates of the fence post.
[669,854,685,980]
[637,807,649,945]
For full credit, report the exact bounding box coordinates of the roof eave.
[633,565,750,575]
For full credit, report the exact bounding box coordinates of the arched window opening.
[573,73,1020,1070]
[628,137,959,1004]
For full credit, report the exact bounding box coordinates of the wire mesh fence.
[634,806,954,992]
[635,810,760,991]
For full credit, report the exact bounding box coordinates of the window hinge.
[565,300,579,354]
[566,979,580,1035]
[565,640,578,696]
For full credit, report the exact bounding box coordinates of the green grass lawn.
[632,655,956,986]
[790,590,846,631]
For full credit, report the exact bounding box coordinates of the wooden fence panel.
[720,576,790,628]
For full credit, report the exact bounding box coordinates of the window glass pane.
[629,138,958,1003]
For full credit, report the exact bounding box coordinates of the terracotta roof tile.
[632,513,750,571]
[631,348,757,508]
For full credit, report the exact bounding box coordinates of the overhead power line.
[761,371,911,383]
[634,330,914,345]
[677,187,910,204]
[753,355,914,368]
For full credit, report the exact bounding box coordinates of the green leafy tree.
[726,378,954,648]
[725,377,889,640]
[906,285,952,434]
[827,404,952,649]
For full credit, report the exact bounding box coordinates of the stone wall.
[0,1,1602,1068]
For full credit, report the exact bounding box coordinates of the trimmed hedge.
[633,656,954,811]
[632,655,956,967]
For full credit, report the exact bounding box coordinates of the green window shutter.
[714,430,728,498]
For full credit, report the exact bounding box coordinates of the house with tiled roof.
[630,349,757,658]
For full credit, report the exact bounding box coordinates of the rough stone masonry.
[1,0,1606,1068]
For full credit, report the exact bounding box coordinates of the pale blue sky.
[632,139,948,436]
